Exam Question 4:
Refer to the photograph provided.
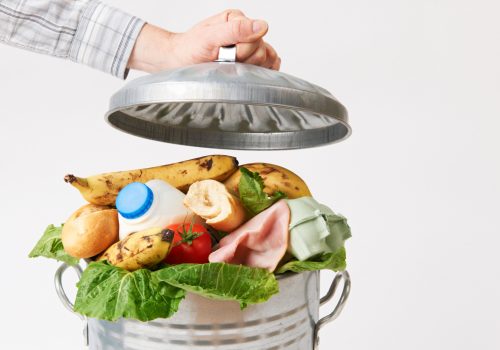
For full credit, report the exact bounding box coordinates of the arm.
[0,3,279,78]
[0,0,144,78]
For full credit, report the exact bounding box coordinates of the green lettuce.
[74,262,279,321]
[28,225,79,266]
[155,263,279,309]
[74,261,185,322]
[276,247,347,274]
[238,167,286,216]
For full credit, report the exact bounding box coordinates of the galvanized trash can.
[55,263,350,350]
[54,46,352,349]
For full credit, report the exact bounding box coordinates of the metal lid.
[106,47,350,150]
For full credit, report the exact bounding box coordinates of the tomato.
[163,223,212,264]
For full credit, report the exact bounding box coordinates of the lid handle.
[216,45,236,62]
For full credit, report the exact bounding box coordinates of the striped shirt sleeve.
[0,0,145,79]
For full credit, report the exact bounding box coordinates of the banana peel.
[224,163,312,199]
[65,155,239,206]
[98,227,174,271]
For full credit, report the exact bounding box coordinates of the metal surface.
[55,264,350,349]
[89,272,319,350]
[215,45,237,62]
[314,271,351,350]
[106,47,350,150]
[54,263,89,347]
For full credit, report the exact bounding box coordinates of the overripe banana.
[65,155,239,205]
[98,227,174,271]
[224,163,312,199]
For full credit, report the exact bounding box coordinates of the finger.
[199,9,246,26]
[271,56,281,70]
[263,43,279,69]
[235,40,261,61]
[204,18,268,47]
[242,44,268,66]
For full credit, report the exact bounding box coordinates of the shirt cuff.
[69,1,145,79]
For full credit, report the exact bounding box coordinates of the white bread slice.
[184,180,246,232]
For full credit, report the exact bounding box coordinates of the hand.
[128,9,281,73]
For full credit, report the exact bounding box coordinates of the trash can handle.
[216,45,237,62]
[314,270,351,350]
[54,263,89,347]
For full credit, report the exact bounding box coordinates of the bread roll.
[62,204,119,258]
[184,180,246,232]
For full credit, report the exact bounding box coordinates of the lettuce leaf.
[155,263,279,309]
[276,247,347,274]
[28,225,79,266]
[74,261,185,322]
[74,262,279,321]
[238,167,286,216]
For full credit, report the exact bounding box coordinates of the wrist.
[127,24,177,73]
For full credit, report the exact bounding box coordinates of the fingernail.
[252,20,267,33]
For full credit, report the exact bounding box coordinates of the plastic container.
[116,179,193,239]
[55,264,350,350]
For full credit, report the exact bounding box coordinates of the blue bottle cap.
[116,182,154,219]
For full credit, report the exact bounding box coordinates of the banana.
[224,163,312,199]
[64,155,239,206]
[98,227,174,271]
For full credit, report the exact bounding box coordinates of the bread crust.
[205,194,246,232]
[61,204,119,258]
[184,180,246,232]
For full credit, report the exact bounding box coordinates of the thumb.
[206,19,268,47]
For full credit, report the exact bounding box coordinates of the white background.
[1,0,499,349]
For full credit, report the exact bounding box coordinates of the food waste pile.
[29,155,351,322]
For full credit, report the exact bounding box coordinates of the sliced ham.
[208,200,290,272]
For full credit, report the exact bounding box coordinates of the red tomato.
[163,223,212,264]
